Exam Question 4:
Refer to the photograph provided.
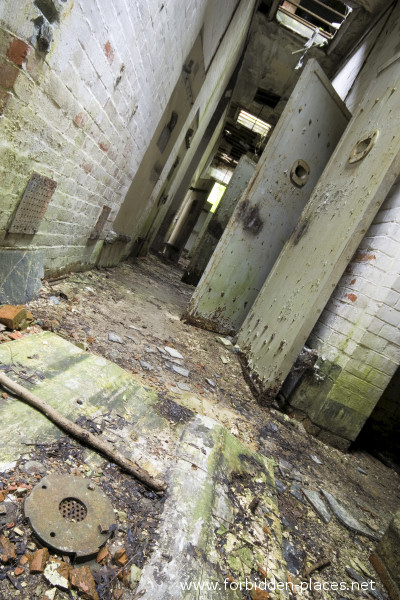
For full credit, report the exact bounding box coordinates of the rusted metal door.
[186,59,350,334]
[237,5,400,401]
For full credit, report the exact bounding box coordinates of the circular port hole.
[349,130,378,163]
[59,497,88,522]
[355,138,371,154]
[295,164,308,180]
[290,159,310,187]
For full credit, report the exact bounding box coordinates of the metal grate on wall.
[8,172,57,235]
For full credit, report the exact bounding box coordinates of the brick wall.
[290,176,400,447]
[125,0,256,257]
[0,0,247,274]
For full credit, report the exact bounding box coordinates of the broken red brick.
[0,490,8,501]
[52,559,71,583]
[286,570,296,595]
[257,563,267,579]
[0,305,27,330]
[252,588,270,599]
[1,392,8,399]
[13,566,24,576]
[0,534,17,563]
[104,41,114,64]
[70,565,99,600]
[19,555,29,566]
[96,546,109,564]
[263,525,271,536]
[117,567,130,587]
[114,548,128,567]
[0,61,20,89]
[6,38,30,67]
[353,250,376,262]
[8,331,23,340]
[29,548,49,573]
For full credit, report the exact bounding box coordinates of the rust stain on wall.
[104,41,114,64]
[74,112,87,129]
[345,292,358,302]
[353,250,376,262]
[99,141,110,152]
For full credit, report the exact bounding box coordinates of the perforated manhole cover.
[25,475,117,557]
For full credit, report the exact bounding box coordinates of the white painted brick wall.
[132,0,256,249]
[0,0,246,273]
[309,176,400,404]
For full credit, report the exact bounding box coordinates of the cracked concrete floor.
[0,254,399,599]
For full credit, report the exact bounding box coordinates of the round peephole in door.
[290,159,310,187]
[348,130,378,163]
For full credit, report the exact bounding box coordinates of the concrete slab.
[322,490,380,541]
[302,488,332,524]
[0,333,289,598]
[0,249,44,304]
[0,332,167,476]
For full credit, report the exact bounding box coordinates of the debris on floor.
[0,255,398,599]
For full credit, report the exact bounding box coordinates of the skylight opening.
[276,0,352,43]
[237,110,272,138]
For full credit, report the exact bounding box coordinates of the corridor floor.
[0,254,398,599]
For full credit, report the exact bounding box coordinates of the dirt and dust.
[0,429,164,600]
[0,254,399,599]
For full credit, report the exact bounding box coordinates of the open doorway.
[162,179,227,263]
[351,367,400,473]
[183,182,227,256]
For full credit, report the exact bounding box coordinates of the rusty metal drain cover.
[25,475,116,557]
